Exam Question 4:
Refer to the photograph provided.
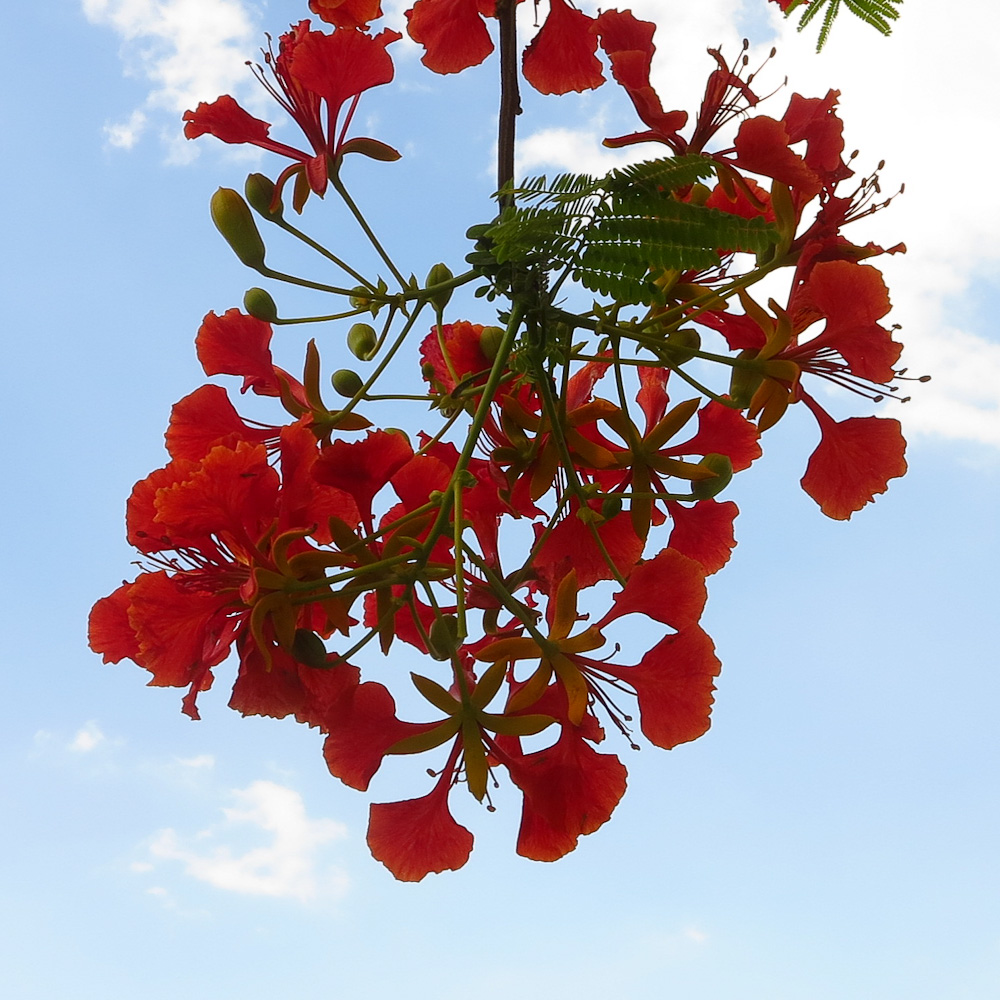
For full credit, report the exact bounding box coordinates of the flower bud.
[427,614,461,661]
[479,325,505,360]
[331,369,364,398]
[244,173,283,220]
[689,454,733,500]
[349,286,372,310]
[347,322,378,361]
[729,351,764,408]
[600,495,623,519]
[211,188,267,269]
[243,287,278,323]
[291,629,328,668]
[425,262,454,312]
[661,327,701,365]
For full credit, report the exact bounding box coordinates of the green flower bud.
[661,327,701,365]
[729,351,763,408]
[291,629,328,668]
[243,287,278,323]
[479,325,505,360]
[690,453,734,500]
[425,262,454,312]
[347,322,378,361]
[427,614,461,661]
[210,188,267,269]
[331,369,364,398]
[600,495,623,519]
[349,286,372,310]
[244,173,283,220]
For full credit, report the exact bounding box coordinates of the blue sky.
[3,2,999,998]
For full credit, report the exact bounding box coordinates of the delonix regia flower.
[93,1,918,880]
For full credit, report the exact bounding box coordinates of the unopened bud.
[211,188,267,269]
[331,369,364,398]
[349,286,372,310]
[292,629,328,668]
[243,287,278,323]
[427,614,461,661]
[347,322,378,360]
[690,454,733,500]
[729,352,763,408]
[479,325,505,360]
[662,327,701,365]
[425,263,454,312]
[244,173,283,220]
[600,495,623,519]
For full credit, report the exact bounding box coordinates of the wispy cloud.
[146,780,349,901]
[68,721,107,753]
[80,0,263,159]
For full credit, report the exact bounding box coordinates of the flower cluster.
[91,3,915,880]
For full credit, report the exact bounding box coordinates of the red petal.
[313,429,414,526]
[405,0,494,74]
[307,0,383,30]
[89,582,143,665]
[166,385,274,461]
[182,95,274,145]
[733,115,822,200]
[800,400,907,520]
[666,499,738,575]
[367,778,474,880]
[601,547,707,630]
[601,626,721,749]
[504,727,627,862]
[289,26,401,112]
[670,401,762,472]
[196,310,282,396]
[522,0,604,96]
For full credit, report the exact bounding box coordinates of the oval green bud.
[243,287,278,323]
[600,495,623,519]
[662,327,701,365]
[349,286,371,310]
[427,614,461,661]
[347,322,378,361]
[479,325,505,360]
[729,351,763,409]
[210,188,267,269]
[244,173,283,220]
[331,369,364,398]
[425,262,454,312]
[690,453,734,500]
[291,629,328,668]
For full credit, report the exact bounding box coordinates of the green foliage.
[486,156,779,307]
[785,0,903,52]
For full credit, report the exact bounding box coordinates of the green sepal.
[410,672,460,714]
[480,712,555,737]
[387,717,461,755]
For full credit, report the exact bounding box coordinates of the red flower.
[183,21,401,206]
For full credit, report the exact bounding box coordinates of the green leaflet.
[486,155,779,307]
[788,0,903,52]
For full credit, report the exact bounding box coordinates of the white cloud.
[81,0,263,155]
[147,780,349,901]
[175,754,215,769]
[68,721,107,753]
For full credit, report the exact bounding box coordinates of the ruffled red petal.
[405,0,494,74]
[505,727,627,862]
[522,0,604,96]
[182,95,274,145]
[733,115,823,200]
[800,401,907,519]
[307,0,383,30]
[367,778,474,880]
[601,547,707,630]
[666,499,738,575]
[601,625,721,749]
